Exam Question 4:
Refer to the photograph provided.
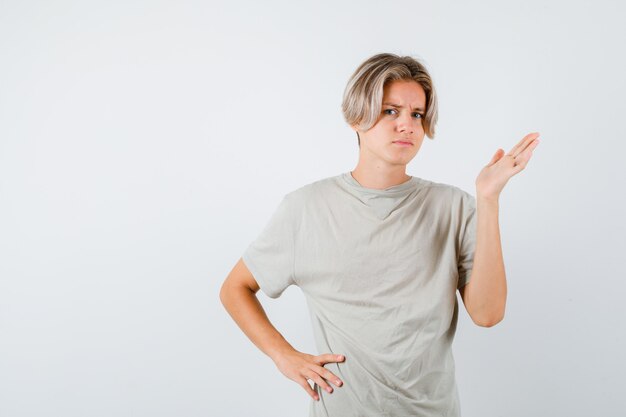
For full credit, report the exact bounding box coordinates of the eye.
[383,108,424,119]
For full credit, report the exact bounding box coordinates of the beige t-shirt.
[242,171,477,417]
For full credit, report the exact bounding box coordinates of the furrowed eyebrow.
[383,102,425,112]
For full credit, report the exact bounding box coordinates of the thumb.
[487,149,505,167]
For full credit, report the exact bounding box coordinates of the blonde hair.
[341,52,439,146]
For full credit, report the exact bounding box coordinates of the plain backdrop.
[1,1,625,416]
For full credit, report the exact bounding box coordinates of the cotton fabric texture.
[242,171,477,417]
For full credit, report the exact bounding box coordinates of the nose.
[396,112,414,134]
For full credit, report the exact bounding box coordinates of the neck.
[350,165,411,190]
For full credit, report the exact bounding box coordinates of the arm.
[219,257,345,400]
[459,198,506,327]
[459,132,541,327]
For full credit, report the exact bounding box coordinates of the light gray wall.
[1,1,624,416]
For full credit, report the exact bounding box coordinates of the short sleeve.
[242,194,298,299]
[457,192,477,290]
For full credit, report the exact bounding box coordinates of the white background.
[1,1,625,416]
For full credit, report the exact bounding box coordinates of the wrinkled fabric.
[242,171,477,417]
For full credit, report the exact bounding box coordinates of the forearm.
[220,285,295,362]
[467,196,507,325]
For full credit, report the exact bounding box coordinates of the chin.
[389,157,416,166]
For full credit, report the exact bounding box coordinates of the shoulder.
[283,173,342,203]
[417,177,475,208]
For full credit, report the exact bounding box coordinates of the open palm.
[475,132,541,201]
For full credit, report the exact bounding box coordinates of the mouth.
[392,140,414,146]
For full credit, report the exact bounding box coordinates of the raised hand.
[272,349,345,401]
[475,132,541,201]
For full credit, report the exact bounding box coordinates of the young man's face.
[353,79,427,169]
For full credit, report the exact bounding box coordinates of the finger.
[313,364,343,387]
[508,132,540,157]
[514,142,538,165]
[515,137,540,158]
[529,138,540,152]
[304,369,334,394]
[519,150,535,168]
[298,377,320,401]
[510,150,534,174]
[315,354,345,365]
[487,149,505,166]
[510,132,539,157]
